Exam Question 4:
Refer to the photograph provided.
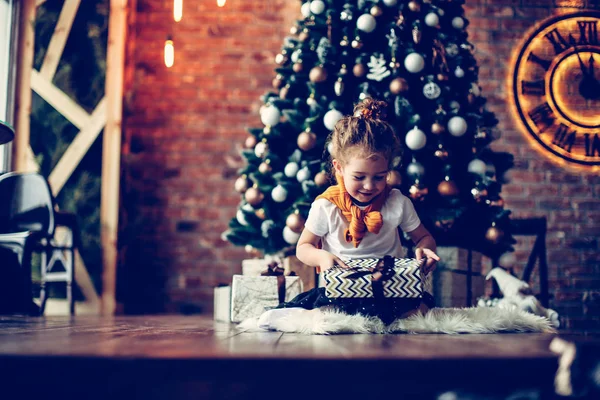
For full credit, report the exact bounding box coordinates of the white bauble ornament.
[392,156,401,167]
[454,66,465,78]
[324,109,344,131]
[254,141,268,158]
[301,2,311,17]
[405,126,427,150]
[236,209,248,226]
[310,0,325,15]
[448,116,468,137]
[452,16,465,29]
[467,159,486,176]
[284,162,299,177]
[297,167,311,182]
[357,14,377,33]
[271,185,288,203]
[291,49,302,63]
[425,12,439,27]
[404,52,425,73]
[407,161,425,177]
[283,226,301,244]
[260,104,281,126]
[423,82,441,99]
[383,0,397,6]
[327,142,334,154]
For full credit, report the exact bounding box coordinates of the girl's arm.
[296,229,349,272]
[407,223,440,274]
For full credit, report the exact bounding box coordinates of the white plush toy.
[484,267,560,328]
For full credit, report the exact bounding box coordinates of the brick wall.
[121,0,599,328]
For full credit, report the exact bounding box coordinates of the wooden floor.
[0,315,588,400]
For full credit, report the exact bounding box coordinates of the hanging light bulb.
[164,36,174,68]
[217,0,226,7]
[174,0,183,22]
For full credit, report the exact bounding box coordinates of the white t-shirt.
[304,189,421,261]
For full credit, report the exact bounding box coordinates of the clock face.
[511,11,600,168]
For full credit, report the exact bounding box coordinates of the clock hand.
[576,50,590,77]
[589,54,596,80]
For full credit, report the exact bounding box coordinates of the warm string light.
[164,38,174,68]
[217,0,226,7]
[173,0,182,22]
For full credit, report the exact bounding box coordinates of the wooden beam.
[13,0,36,172]
[31,70,91,129]
[48,98,106,196]
[39,0,81,81]
[101,0,127,315]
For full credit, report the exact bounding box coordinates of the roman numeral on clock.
[521,80,545,96]
[545,28,573,55]
[528,103,555,133]
[584,133,600,157]
[552,124,577,153]
[527,52,552,71]
[578,20,599,45]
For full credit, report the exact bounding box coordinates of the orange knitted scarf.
[316,174,391,248]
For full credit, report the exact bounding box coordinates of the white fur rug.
[238,307,556,335]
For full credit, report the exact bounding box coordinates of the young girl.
[261,98,439,327]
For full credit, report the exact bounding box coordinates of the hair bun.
[353,97,388,122]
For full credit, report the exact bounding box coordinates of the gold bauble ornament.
[286,212,306,233]
[437,179,459,197]
[290,26,299,35]
[409,182,429,201]
[234,175,251,193]
[244,135,257,149]
[370,5,383,17]
[434,146,449,160]
[255,208,266,220]
[389,77,409,95]
[340,36,350,47]
[258,161,272,174]
[279,84,290,100]
[353,63,367,77]
[431,122,445,135]
[272,74,284,89]
[275,53,288,65]
[299,30,309,42]
[387,170,402,187]
[293,62,304,73]
[245,186,264,206]
[309,66,328,83]
[408,1,421,12]
[314,171,329,187]
[437,73,449,81]
[297,130,317,151]
[485,225,504,244]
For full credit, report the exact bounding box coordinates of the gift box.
[324,256,424,299]
[242,257,316,292]
[230,272,302,323]
[213,285,231,322]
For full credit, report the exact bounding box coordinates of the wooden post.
[101,0,127,315]
[13,0,36,172]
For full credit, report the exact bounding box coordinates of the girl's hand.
[317,250,349,273]
[415,248,440,275]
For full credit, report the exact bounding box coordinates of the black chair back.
[0,172,55,238]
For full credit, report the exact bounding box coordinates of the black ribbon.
[261,262,296,303]
[345,255,396,299]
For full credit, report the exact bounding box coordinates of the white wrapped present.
[213,285,231,322]
[230,274,302,323]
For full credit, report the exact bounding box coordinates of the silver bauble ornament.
[423,82,441,99]
[357,14,377,33]
[405,126,427,150]
[271,185,288,203]
[404,52,425,73]
[448,116,468,137]
[283,226,301,244]
[284,162,299,177]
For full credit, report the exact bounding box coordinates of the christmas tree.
[223,0,515,260]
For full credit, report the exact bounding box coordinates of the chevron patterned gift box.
[324,257,424,299]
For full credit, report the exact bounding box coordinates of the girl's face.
[333,151,389,205]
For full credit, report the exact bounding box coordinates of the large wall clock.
[511,11,600,169]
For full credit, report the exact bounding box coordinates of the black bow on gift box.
[261,262,296,303]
